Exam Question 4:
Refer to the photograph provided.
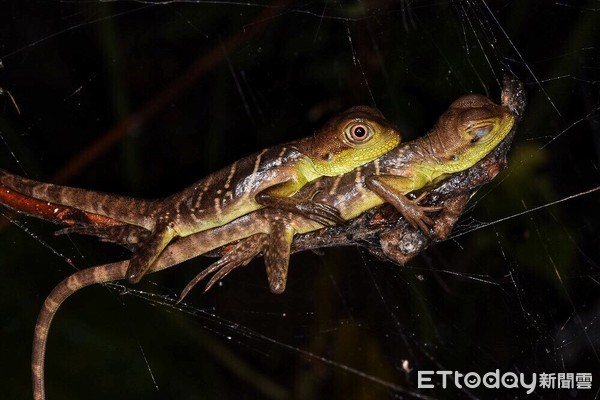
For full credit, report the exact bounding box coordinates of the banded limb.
[180,219,295,299]
[365,174,442,234]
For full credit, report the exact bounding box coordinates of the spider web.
[0,1,599,398]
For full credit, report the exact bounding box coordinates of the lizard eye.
[346,123,372,143]
[467,124,493,143]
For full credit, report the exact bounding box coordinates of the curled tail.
[32,261,129,400]
[31,210,273,400]
[0,169,154,229]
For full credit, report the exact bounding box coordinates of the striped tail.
[32,261,129,400]
[0,169,155,229]
[30,211,273,400]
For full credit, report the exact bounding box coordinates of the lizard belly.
[167,149,303,237]
[176,197,262,237]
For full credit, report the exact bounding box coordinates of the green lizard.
[179,93,516,295]
[0,106,401,283]
[27,91,515,400]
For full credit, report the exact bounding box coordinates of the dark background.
[0,1,599,399]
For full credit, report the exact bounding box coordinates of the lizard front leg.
[379,193,470,265]
[365,174,442,235]
[256,180,344,226]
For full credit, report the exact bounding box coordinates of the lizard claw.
[55,224,149,246]
[296,201,345,226]
[179,262,222,301]
[255,192,344,225]
[398,194,443,235]
[178,234,266,302]
[204,261,242,292]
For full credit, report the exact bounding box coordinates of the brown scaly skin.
[179,92,516,296]
[287,77,524,267]
[20,92,513,297]
[27,78,524,400]
[0,106,401,284]
[49,91,516,291]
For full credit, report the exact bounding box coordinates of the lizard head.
[308,106,401,176]
[432,94,515,173]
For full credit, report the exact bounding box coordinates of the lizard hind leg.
[55,224,150,248]
[179,233,268,301]
[264,221,294,294]
[179,219,295,299]
[179,220,294,299]
[126,226,176,284]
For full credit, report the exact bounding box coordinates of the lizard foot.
[178,234,267,301]
[400,193,443,235]
[294,200,345,226]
